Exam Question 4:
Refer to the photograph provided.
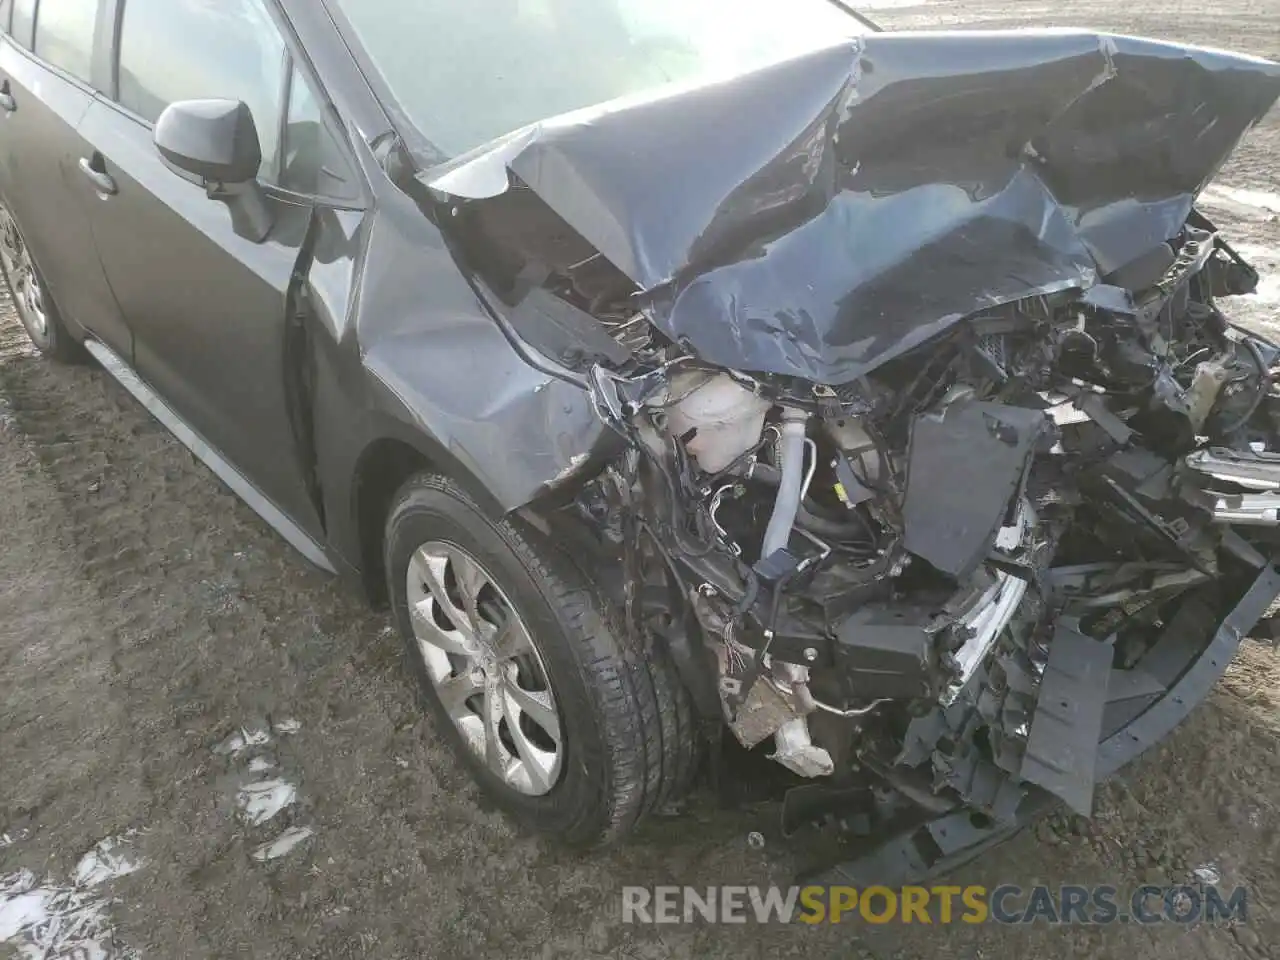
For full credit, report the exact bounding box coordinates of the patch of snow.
[272,718,301,736]
[251,827,315,863]
[1,841,142,959]
[247,756,275,774]
[0,830,27,850]
[1193,862,1222,885]
[237,780,297,826]
[73,836,142,889]
[241,728,271,747]
[0,872,44,940]
[214,727,271,756]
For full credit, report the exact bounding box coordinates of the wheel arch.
[350,429,505,606]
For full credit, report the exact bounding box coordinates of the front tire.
[385,473,696,846]
[0,202,83,362]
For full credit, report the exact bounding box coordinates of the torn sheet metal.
[424,31,1280,385]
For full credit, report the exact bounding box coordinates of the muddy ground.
[4,1,1280,957]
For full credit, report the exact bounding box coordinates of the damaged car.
[5,0,1280,873]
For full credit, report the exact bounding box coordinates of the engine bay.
[577,214,1280,836]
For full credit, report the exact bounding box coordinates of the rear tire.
[385,472,697,846]
[0,202,84,363]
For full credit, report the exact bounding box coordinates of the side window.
[117,0,286,180]
[281,65,358,201]
[33,0,98,83]
[11,0,33,49]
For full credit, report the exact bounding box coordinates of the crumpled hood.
[425,30,1280,384]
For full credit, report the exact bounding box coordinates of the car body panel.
[76,96,328,537]
[319,159,619,537]
[0,37,131,355]
[426,30,1280,385]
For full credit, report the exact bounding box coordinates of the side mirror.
[154,99,273,241]
[155,99,261,184]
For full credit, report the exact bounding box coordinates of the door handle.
[79,156,117,196]
[0,81,15,113]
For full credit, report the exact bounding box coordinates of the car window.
[281,65,357,201]
[0,0,11,35]
[116,0,286,181]
[11,0,33,49]
[33,0,98,83]
[331,0,870,158]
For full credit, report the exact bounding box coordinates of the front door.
[75,0,325,538]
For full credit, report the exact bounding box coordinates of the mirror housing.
[155,99,261,184]
[154,99,273,242]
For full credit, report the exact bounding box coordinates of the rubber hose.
[745,461,868,541]
[761,410,808,559]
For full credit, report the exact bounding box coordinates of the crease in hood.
[423,29,1280,384]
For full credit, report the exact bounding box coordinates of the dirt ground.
[5,1,1280,957]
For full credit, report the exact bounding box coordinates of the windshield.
[330,0,871,158]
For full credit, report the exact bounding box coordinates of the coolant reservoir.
[659,372,771,473]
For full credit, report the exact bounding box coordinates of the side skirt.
[82,338,336,574]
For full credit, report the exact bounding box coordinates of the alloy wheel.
[406,541,564,796]
[0,204,49,345]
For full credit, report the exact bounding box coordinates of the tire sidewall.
[1,258,54,355]
[0,211,75,361]
[386,481,614,837]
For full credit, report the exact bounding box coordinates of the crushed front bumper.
[806,557,1280,885]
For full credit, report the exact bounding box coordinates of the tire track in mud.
[0,306,357,955]
[0,308,333,640]
[0,322,177,601]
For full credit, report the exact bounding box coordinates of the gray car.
[4,0,1280,879]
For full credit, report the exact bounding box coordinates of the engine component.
[822,416,881,486]
[727,669,801,747]
[834,605,934,699]
[659,372,770,473]
[720,644,836,779]
[1211,492,1280,526]
[771,717,835,778]
[762,408,810,560]
[1184,359,1231,434]
[1188,445,1280,525]
[902,399,1046,578]
[1186,446,1280,488]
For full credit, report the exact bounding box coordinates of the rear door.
[0,0,131,356]
[74,0,359,539]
